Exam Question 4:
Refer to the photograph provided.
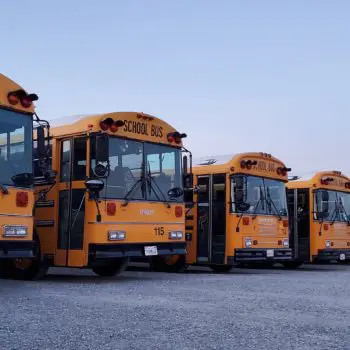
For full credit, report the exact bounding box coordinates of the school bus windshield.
[92,136,182,201]
[0,109,33,187]
[314,190,350,223]
[231,175,288,216]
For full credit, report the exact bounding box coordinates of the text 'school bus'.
[287,171,350,266]
[151,152,293,273]
[23,112,192,278]
[0,73,48,280]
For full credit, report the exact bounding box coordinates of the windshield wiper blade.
[146,163,171,208]
[121,177,144,207]
[0,184,9,195]
[266,187,282,220]
[252,185,265,219]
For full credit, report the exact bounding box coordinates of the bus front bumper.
[88,242,187,261]
[232,248,293,263]
[315,249,350,262]
[0,240,36,259]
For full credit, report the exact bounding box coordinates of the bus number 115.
[154,227,165,236]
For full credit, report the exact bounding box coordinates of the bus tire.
[210,265,232,273]
[150,255,188,273]
[5,232,48,281]
[283,261,303,269]
[92,258,129,277]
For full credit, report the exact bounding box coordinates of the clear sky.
[2,0,350,177]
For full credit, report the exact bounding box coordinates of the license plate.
[144,246,158,256]
[266,249,274,257]
[340,253,346,261]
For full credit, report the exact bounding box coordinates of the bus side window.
[73,138,87,181]
[60,140,71,182]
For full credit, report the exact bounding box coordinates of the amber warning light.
[167,131,187,144]
[99,118,125,132]
[7,89,38,108]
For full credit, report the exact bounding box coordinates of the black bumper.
[0,240,36,259]
[89,242,187,261]
[232,248,293,263]
[315,249,350,262]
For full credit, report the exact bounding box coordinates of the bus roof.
[0,73,36,114]
[193,152,289,181]
[48,111,186,147]
[287,171,350,192]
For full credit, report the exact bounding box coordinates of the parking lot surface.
[1,264,350,350]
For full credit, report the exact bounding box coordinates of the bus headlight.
[169,231,183,240]
[245,238,252,248]
[325,240,331,248]
[3,225,28,237]
[108,231,126,241]
[283,239,289,248]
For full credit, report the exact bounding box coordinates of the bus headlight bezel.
[245,238,252,248]
[108,230,126,241]
[283,239,289,248]
[3,225,28,237]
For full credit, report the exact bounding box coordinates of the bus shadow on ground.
[127,262,350,275]
[42,268,153,283]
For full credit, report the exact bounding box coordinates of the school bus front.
[160,153,292,273]
[33,112,189,277]
[287,171,350,264]
[0,73,39,274]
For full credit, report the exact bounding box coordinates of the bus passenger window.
[73,138,87,181]
[60,140,71,182]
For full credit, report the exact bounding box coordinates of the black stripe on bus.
[186,215,194,220]
[35,200,55,208]
[185,225,194,230]
[35,220,55,227]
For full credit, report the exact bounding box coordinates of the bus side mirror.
[96,135,109,163]
[37,126,46,160]
[85,179,104,195]
[183,174,193,189]
[235,175,247,203]
[168,187,184,198]
[183,155,188,175]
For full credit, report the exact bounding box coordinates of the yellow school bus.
[25,112,191,277]
[0,73,48,279]
[287,171,350,266]
[152,152,293,272]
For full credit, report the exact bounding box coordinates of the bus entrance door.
[287,188,310,262]
[196,175,226,264]
[55,138,87,267]
[197,176,210,262]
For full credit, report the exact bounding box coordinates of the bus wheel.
[283,261,303,269]
[150,255,188,273]
[6,233,48,280]
[92,258,129,277]
[210,265,232,273]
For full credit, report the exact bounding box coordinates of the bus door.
[197,176,211,262]
[55,137,87,267]
[287,188,310,261]
[211,174,226,264]
[196,175,226,264]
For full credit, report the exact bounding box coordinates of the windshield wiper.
[330,198,340,225]
[146,162,171,208]
[0,184,9,195]
[338,199,350,225]
[252,185,265,219]
[121,162,146,207]
[266,186,282,220]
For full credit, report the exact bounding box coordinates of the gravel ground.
[1,264,350,350]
